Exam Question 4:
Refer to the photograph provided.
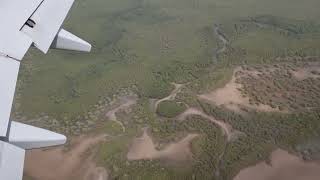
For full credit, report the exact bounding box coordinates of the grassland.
[18,0,320,180]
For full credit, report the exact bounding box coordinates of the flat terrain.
[25,134,109,180]
[127,128,198,164]
[16,0,320,179]
[234,149,320,180]
[199,67,281,113]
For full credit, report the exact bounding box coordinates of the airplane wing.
[0,141,25,180]
[0,0,91,179]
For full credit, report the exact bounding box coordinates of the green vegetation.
[22,175,34,180]
[97,102,226,180]
[101,121,125,136]
[18,0,320,179]
[249,15,320,35]
[199,101,320,179]
[237,60,320,111]
[156,100,187,118]
[15,0,320,122]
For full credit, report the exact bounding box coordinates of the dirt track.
[154,83,184,110]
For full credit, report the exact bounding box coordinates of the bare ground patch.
[24,134,109,180]
[234,149,320,180]
[291,66,320,80]
[127,128,198,165]
[199,67,280,113]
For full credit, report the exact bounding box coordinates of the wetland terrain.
[17,0,320,179]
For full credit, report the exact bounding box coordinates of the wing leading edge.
[0,0,92,179]
[0,56,20,137]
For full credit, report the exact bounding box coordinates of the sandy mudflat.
[234,149,320,180]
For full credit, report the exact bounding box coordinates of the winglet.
[8,121,66,150]
[51,29,92,52]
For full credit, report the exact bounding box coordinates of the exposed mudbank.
[291,66,320,80]
[24,134,109,180]
[127,128,198,164]
[234,149,320,180]
[199,67,281,113]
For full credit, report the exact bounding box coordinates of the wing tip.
[8,121,67,150]
[51,29,92,52]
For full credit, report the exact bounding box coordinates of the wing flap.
[0,31,33,60]
[0,0,43,60]
[0,0,43,31]
[0,141,25,180]
[0,57,20,137]
[21,0,75,53]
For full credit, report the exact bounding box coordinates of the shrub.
[156,100,187,118]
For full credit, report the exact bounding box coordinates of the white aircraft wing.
[0,0,91,179]
[0,141,25,180]
[0,56,20,137]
